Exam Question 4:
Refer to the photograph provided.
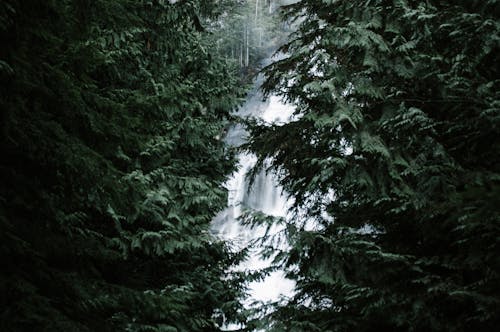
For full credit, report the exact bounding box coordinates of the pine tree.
[0,0,250,330]
[245,1,500,331]
[207,0,290,76]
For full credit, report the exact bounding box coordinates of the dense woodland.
[246,1,500,331]
[0,0,279,330]
[1,0,499,332]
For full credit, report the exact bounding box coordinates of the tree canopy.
[245,0,500,331]
[0,0,255,330]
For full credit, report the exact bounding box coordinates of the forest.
[0,0,498,331]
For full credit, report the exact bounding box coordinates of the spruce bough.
[0,0,249,330]
[245,1,500,331]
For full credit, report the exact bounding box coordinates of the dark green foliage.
[245,0,500,331]
[0,0,249,330]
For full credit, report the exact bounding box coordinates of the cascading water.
[211,74,295,314]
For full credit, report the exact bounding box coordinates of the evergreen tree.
[245,0,500,331]
[207,0,291,75]
[0,0,250,330]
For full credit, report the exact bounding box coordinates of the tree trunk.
[239,43,243,67]
[245,24,249,67]
[255,0,259,26]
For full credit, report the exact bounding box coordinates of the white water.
[211,80,295,322]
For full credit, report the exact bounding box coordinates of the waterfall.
[211,76,295,318]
